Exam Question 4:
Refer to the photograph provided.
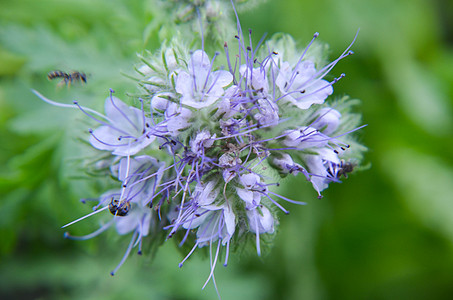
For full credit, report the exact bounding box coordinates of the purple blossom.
[164,102,193,136]
[276,60,333,109]
[246,205,274,235]
[282,126,330,149]
[176,50,233,109]
[273,153,308,176]
[166,181,236,289]
[190,130,216,155]
[168,181,235,243]
[304,148,342,196]
[89,93,155,156]
[236,173,265,209]
[239,64,269,94]
[310,107,342,135]
[254,98,280,127]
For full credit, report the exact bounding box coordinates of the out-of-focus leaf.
[382,56,453,136]
[0,48,26,76]
[383,148,453,243]
[8,106,78,135]
[0,241,270,300]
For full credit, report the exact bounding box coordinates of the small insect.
[108,198,131,217]
[47,70,87,86]
[337,160,356,178]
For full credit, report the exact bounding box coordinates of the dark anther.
[247,46,251,51]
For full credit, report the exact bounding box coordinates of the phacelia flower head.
[34,1,367,297]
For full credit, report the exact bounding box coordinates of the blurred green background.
[1,0,453,299]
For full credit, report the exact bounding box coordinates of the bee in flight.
[47,70,87,86]
[108,198,131,217]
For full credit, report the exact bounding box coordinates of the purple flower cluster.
[34,7,366,293]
